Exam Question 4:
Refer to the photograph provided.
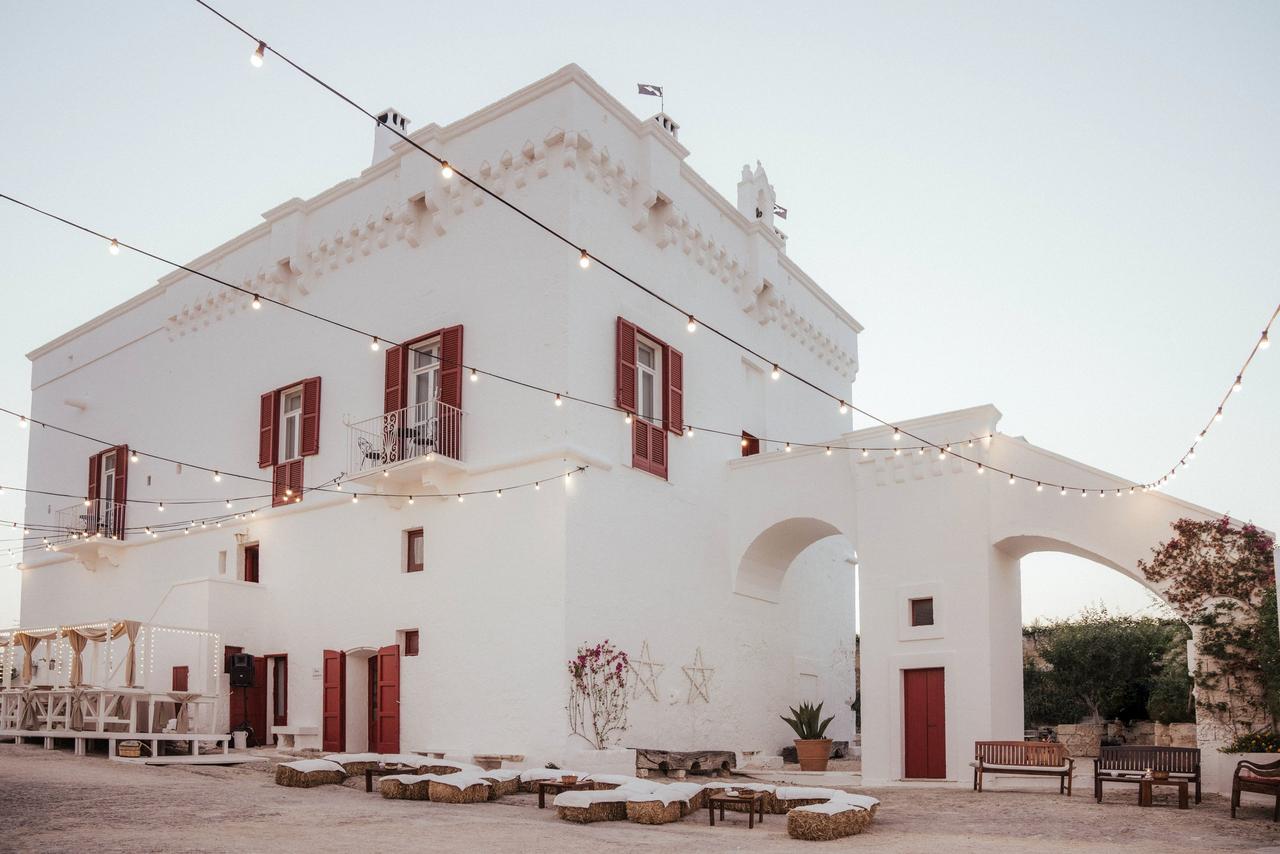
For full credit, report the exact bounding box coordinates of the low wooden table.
[1139,777,1190,809]
[364,763,418,793]
[537,779,593,809]
[708,790,766,828]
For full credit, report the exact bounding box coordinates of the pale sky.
[1,1,1276,629]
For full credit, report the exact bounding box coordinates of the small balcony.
[55,498,127,540]
[346,400,465,483]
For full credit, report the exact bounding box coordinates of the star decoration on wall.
[682,647,714,704]
[628,641,665,702]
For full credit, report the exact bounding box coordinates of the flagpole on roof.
[637,82,664,114]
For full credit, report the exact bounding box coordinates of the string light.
[578,249,591,269]
[685,426,695,438]
[554,394,563,406]
[108,238,120,255]
[784,442,792,452]
[1214,407,1223,422]
[157,502,165,512]
[351,494,359,503]
[370,337,381,352]
[1232,375,1242,394]
[213,471,221,482]
[893,428,901,441]
[770,364,781,380]
[226,499,234,508]
[1036,482,1043,492]
[686,315,697,333]
[1060,486,1067,496]
[496,489,502,498]
[16,416,24,428]
[535,482,541,490]
[470,369,478,382]
[457,495,465,503]
[977,464,984,474]
[130,451,139,463]
[250,40,265,67]
[251,295,261,310]
[1008,474,1016,485]
[407,496,414,505]
[1262,330,1271,350]
[838,401,848,415]
[624,413,632,424]
[893,447,901,456]
[825,447,832,456]
[740,437,748,449]
[440,160,454,180]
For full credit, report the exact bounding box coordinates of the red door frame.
[903,667,946,779]
[367,655,378,753]
[267,654,288,728]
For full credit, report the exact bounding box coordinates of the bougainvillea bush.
[1138,517,1277,739]
[566,640,630,749]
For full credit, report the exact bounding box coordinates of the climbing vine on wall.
[566,640,630,749]
[1137,517,1277,738]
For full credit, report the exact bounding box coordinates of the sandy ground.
[3,743,1280,853]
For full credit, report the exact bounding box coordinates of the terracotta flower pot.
[794,738,832,772]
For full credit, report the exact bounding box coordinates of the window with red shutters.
[260,379,320,506]
[87,445,129,539]
[384,325,464,461]
[617,317,681,479]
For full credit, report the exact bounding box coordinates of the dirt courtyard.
[2,744,1279,853]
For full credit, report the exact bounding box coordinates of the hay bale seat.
[380,774,433,800]
[664,782,708,816]
[773,786,859,815]
[625,783,704,824]
[427,775,492,804]
[584,773,649,790]
[519,768,583,793]
[480,769,522,798]
[275,759,347,788]
[554,785,649,823]
[703,782,777,813]
[786,801,875,841]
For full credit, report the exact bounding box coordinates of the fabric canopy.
[14,630,57,684]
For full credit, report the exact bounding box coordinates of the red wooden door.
[375,644,400,754]
[322,650,345,753]
[904,667,946,779]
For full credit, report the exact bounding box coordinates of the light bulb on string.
[976,464,984,474]
[770,364,781,380]
[370,337,381,352]
[108,238,120,255]
[687,315,697,333]
[457,494,465,503]
[250,41,266,67]
[351,494,359,504]
[496,489,503,499]
[130,451,139,463]
[1232,375,1242,394]
[825,447,833,456]
[917,447,925,456]
[1215,408,1224,422]
[18,416,26,428]
[158,502,165,512]
[1262,330,1271,350]
[470,369,478,382]
[535,482,541,491]
[213,471,221,482]
[226,499,234,509]
[1008,474,1016,485]
[839,401,848,415]
[893,428,901,441]
[408,496,414,505]
[893,447,901,456]
[740,437,748,449]
[1036,482,1043,492]
[624,412,632,424]
[579,250,591,269]
[251,294,261,310]
[554,394,563,407]
[784,442,792,452]
[440,160,454,179]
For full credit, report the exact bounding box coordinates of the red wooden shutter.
[288,459,304,502]
[300,377,321,457]
[322,650,345,753]
[616,318,637,412]
[438,325,464,459]
[87,452,100,505]
[258,391,278,469]
[375,644,400,754]
[665,346,683,435]
[632,419,651,473]
[649,426,668,479]
[384,345,406,414]
[113,445,129,536]
[438,325,464,409]
[272,464,289,508]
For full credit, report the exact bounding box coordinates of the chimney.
[371,108,410,166]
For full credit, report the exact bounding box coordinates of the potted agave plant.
[781,701,835,771]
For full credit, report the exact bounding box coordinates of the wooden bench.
[1233,757,1280,820]
[1094,746,1201,805]
[971,741,1073,794]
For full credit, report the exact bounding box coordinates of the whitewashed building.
[16,65,1262,786]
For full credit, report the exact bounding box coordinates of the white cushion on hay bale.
[275,759,347,788]
[554,783,651,822]
[624,782,707,824]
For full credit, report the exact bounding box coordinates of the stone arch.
[993,533,1171,605]
[734,516,852,603]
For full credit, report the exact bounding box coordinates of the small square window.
[404,630,419,657]
[406,529,424,573]
[910,597,934,627]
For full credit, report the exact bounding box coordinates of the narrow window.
[741,431,760,457]
[243,544,260,584]
[403,630,420,657]
[406,529,424,573]
[910,597,935,627]
[279,387,304,462]
[635,337,663,425]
